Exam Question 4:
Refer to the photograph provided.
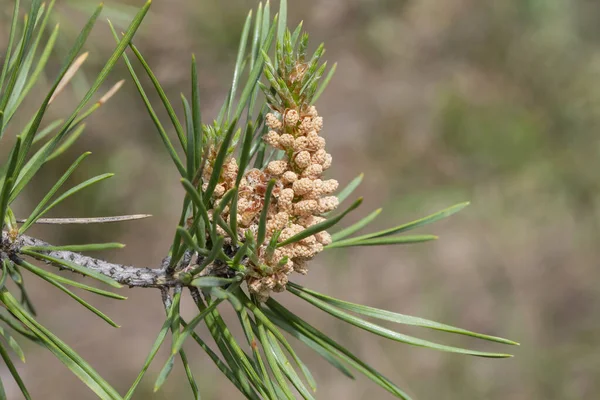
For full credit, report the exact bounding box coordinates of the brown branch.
[1,231,186,288]
[1,229,243,290]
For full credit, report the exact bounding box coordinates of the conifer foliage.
[0,1,518,398]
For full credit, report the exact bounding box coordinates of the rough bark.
[1,230,231,288]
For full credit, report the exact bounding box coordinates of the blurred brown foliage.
[2,0,600,398]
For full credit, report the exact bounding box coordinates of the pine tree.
[0,1,517,398]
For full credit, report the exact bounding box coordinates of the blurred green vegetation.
[2,0,600,399]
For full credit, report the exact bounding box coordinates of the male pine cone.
[204,106,338,301]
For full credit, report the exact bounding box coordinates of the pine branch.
[0,1,518,398]
[1,230,232,288]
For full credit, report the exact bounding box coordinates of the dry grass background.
[3,0,600,398]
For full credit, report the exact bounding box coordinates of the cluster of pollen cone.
[203,106,338,301]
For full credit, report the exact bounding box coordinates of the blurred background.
[2,0,600,398]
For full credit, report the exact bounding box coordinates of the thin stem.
[1,231,233,289]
